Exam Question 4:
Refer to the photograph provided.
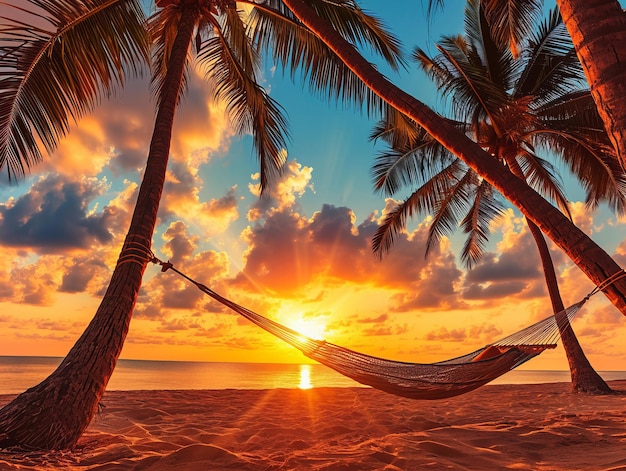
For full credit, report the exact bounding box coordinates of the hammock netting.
[155,259,586,400]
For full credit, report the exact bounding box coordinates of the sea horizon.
[1,355,625,395]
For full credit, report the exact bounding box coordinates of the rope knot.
[160,261,173,272]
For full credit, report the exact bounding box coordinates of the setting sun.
[287,317,327,341]
[277,304,328,341]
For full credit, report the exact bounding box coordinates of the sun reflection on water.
[298,364,313,390]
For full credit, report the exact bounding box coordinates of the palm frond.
[515,8,583,101]
[531,89,626,214]
[247,0,403,116]
[482,0,542,57]
[370,104,424,150]
[305,0,405,70]
[459,179,505,268]
[535,90,605,132]
[148,3,194,108]
[425,168,476,258]
[372,159,467,258]
[417,39,509,128]
[533,129,626,214]
[370,112,457,195]
[371,199,410,259]
[464,0,513,91]
[197,13,290,191]
[0,0,148,179]
[515,150,572,218]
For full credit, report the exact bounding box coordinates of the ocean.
[0,356,625,395]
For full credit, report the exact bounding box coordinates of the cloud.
[461,211,546,301]
[424,323,503,344]
[247,159,313,221]
[362,323,409,337]
[569,201,599,235]
[0,174,115,251]
[9,260,60,306]
[59,258,108,293]
[160,162,240,237]
[134,221,232,320]
[237,182,465,311]
[169,70,233,165]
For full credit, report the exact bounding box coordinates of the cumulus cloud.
[461,210,546,301]
[134,221,232,320]
[247,159,313,221]
[424,322,503,344]
[169,70,233,165]
[160,162,240,237]
[0,175,116,251]
[235,165,466,312]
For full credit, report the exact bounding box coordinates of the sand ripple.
[0,380,625,470]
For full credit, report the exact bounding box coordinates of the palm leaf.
[515,150,572,219]
[0,0,148,179]
[372,159,467,258]
[247,0,404,115]
[425,168,476,258]
[515,8,583,102]
[370,113,457,195]
[481,0,542,57]
[459,179,504,268]
[197,12,290,191]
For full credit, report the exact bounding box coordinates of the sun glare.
[298,364,313,390]
[288,317,327,341]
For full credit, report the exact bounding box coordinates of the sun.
[288,317,327,341]
[278,305,328,341]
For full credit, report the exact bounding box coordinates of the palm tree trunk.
[557,0,626,171]
[526,218,612,393]
[0,7,197,451]
[281,0,626,316]
[506,153,611,393]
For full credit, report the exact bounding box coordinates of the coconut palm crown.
[371,1,626,267]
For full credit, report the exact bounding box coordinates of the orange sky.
[1,1,626,373]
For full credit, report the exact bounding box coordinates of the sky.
[1,0,626,372]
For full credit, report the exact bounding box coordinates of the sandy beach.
[0,380,625,470]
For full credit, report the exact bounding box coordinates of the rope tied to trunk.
[116,240,154,268]
[584,269,626,301]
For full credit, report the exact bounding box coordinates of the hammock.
[151,257,592,399]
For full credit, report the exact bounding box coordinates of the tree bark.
[0,7,197,451]
[282,0,626,316]
[557,0,626,171]
[505,156,611,394]
[527,218,612,393]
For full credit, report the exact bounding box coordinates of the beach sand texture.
[1,380,625,470]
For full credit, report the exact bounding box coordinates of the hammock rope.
[150,255,622,399]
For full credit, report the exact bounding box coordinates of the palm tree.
[371,2,621,393]
[428,0,626,177]
[0,0,403,450]
[0,0,149,450]
[281,0,626,318]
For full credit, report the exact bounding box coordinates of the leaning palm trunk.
[503,157,611,393]
[557,0,626,171]
[0,6,196,451]
[281,0,626,316]
[527,218,611,393]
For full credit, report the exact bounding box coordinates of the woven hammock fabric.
[156,261,584,400]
